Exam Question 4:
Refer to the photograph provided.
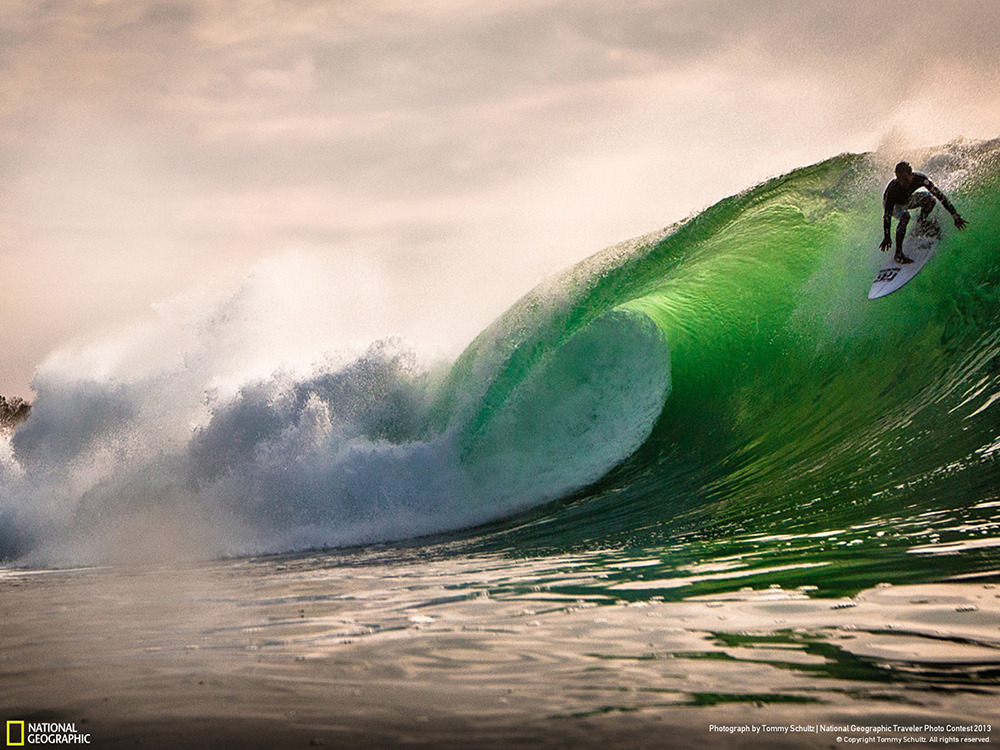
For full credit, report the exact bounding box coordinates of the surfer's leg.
[893,211,914,264]
[912,193,936,222]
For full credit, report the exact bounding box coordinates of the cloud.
[2,0,999,396]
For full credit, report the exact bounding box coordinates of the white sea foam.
[0,265,669,566]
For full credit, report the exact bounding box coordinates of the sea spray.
[0,277,669,563]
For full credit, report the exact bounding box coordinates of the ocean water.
[2,140,1000,746]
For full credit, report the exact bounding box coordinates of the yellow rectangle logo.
[6,721,25,747]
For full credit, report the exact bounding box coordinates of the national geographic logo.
[6,721,91,745]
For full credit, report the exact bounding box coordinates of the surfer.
[880,161,967,264]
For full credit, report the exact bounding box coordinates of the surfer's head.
[895,161,914,186]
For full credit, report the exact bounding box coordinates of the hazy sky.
[3,0,999,397]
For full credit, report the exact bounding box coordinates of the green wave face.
[444,140,1000,586]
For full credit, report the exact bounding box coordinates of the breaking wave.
[3,138,1000,566]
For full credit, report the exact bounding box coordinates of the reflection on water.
[2,546,997,748]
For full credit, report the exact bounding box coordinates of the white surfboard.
[868,219,941,299]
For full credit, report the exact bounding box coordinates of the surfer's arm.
[880,206,893,250]
[880,182,896,249]
[925,181,968,229]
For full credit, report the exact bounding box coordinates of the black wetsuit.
[882,172,956,239]
[883,172,932,211]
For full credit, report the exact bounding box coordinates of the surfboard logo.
[874,268,900,283]
[869,231,940,299]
